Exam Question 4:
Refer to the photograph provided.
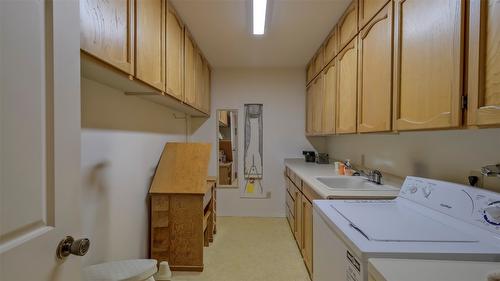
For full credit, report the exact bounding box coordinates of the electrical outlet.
[469,170,484,187]
[469,170,500,193]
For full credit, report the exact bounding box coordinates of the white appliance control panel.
[399,177,500,235]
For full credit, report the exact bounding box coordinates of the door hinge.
[461,95,468,110]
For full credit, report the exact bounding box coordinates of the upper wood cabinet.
[324,26,338,66]
[359,0,390,29]
[201,60,211,114]
[467,0,500,127]
[314,46,325,75]
[194,50,205,111]
[323,60,337,134]
[393,0,464,131]
[306,62,315,85]
[357,2,393,133]
[165,3,184,100]
[80,0,135,74]
[312,75,325,135]
[338,0,358,52]
[184,30,197,106]
[306,84,314,135]
[337,38,358,134]
[135,0,166,91]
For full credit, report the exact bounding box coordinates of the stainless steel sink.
[315,176,398,191]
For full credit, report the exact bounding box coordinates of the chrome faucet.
[356,169,383,185]
[481,164,500,178]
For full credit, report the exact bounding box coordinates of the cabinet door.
[302,196,313,275]
[324,26,338,66]
[201,60,211,114]
[358,2,393,133]
[314,46,325,75]
[306,60,315,85]
[393,0,464,131]
[359,0,390,29]
[338,0,358,52]
[80,0,134,74]
[323,60,337,134]
[306,85,314,135]
[184,30,196,106]
[337,38,358,134]
[468,0,500,126]
[135,0,165,91]
[194,49,204,111]
[294,188,303,250]
[312,75,325,135]
[166,3,184,100]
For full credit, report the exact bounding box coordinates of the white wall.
[325,128,500,188]
[190,68,323,217]
[80,78,187,266]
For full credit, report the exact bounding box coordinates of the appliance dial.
[423,185,432,198]
[409,185,418,194]
[483,201,500,226]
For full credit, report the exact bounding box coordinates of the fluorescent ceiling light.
[253,0,267,35]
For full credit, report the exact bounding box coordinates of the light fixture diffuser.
[253,0,267,35]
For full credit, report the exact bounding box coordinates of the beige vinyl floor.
[171,217,311,281]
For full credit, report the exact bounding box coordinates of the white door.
[0,1,83,280]
[230,112,238,183]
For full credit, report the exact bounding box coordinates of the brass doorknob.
[57,236,90,260]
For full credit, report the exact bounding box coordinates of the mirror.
[217,110,239,187]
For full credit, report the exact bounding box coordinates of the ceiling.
[171,0,350,68]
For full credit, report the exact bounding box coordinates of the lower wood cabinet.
[357,2,393,133]
[302,195,313,274]
[284,170,319,277]
[336,37,358,134]
[467,0,500,126]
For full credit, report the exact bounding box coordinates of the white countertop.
[369,258,500,281]
[284,159,401,199]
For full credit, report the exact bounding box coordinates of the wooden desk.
[149,143,215,272]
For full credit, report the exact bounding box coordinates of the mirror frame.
[216,109,239,188]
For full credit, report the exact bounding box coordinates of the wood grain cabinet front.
[184,30,197,106]
[312,75,325,135]
[165,3,185,100]
[467,0,500,127]
[359,0,390,29]
[357,2,393,133]
[338,0,358,52]
[306,84,314,135]
[135,0,166,91]
[393,0,464,131]
[80,0,135,74]
[322,60,337,135]
[324,26,338,67]
[302,196,313,275]
[336,37,358,134]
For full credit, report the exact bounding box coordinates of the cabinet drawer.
[286,189,295,213]
[287,169,302,190]
[286,177,296,200]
